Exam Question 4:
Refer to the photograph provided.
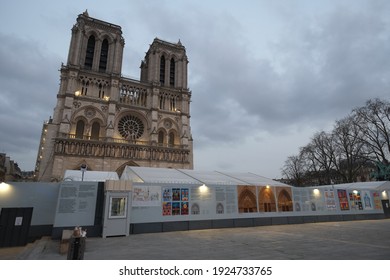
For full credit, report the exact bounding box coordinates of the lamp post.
[80,164,87,181]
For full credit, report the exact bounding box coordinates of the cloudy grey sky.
[1,0,390,178]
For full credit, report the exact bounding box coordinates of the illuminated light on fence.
[199,184,208,193]
[0,182,11,193]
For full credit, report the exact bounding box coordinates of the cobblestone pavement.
[1,219,390,260]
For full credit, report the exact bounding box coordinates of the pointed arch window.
[98,83,105,98]
[160,56,165,85]
[99,39,109,72]
[81,80,89,95]
[85,35,96,69]
[158,131,165,146]
[170,58,175,86]
[91,122,100,140]
[168,132,175,147]
[159,95,165,110]
[75,120,85,139]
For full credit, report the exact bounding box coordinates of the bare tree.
[353,98,390,164]
[281,153,306,186]
[280,98,390,184]
[303,131,336,185]
[332,115,369,182]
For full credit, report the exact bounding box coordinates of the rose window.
[118,115,144,140]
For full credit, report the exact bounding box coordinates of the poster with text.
[181,202,189,215]
[172,188,181,201]
[181,188,189,201]
[337,189,349,211]
[162,202,172,216]
[361,191,373,210]
[172,202,180,215]
[163,188,172,202]
[132,186,161,207]
[324,190,337,210]
[349,191,363,210]
[373,191,383,210]
[293,188,302,211]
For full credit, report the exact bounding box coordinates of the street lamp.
[80,164,87,181]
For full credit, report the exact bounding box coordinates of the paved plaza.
[1,219,390,260]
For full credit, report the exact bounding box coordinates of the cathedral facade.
[35,11,193,181]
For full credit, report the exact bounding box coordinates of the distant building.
[35,11,193,182]
[0,153,22,182]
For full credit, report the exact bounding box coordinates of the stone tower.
[35,11,193,181]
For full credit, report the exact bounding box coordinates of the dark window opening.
[170,58,175,86]
[99,39,109,72]
[75,120,85,139]
[168,132,175,146]
[158,131,164,146]
[85,36,96,69]
[91,122,100,140]
[160,56,165,85]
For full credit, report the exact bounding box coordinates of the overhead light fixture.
[199,184,208,193]
[0,182,10,193]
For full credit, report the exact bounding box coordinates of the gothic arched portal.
[258,187,277,212]
[278,189,293,212]
[238,187,257,213]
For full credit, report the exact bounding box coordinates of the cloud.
[0,33,59,169]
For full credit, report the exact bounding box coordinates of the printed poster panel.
[308,189,325,212]
[181,188,189,201]
[276,187,293,212]
[172,188,181,201]
[162,187,190,216]
[132,186,161,207]
[373,191,383,210]
[349,191,363,210]
[162,202,171,216]
[237,185,258,213]
[54,182,98,227]
[324,190,337,210]
[300,188,310,212]
[181,202,189,215]
[293,188,302,211]
[337,189,350,211]
[172,202,180,215]
[215,186,237,214]
[361,191,373,210]
[163,188,172,202]
[224,186,237,214]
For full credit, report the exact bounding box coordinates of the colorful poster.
[163,188,172,202]
[132,186,161,207]
[361,191,373,210]
[181,188,189,201]
[337,189,349,211]
[172,188,181,201]
[349,191,363,210]
[325,190,337,210]
[181,202,189,215]
[162,187,191,216]
[172,202,180,215]
[373,191,383,210]
[162,202,172,216]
